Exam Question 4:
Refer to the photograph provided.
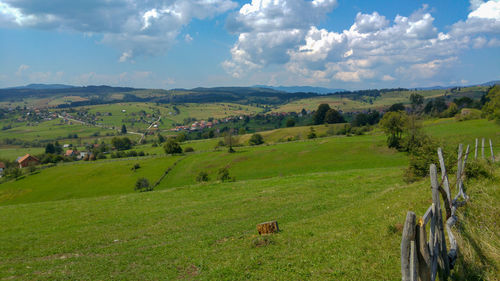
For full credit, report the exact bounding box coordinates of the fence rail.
[401,138,496,281]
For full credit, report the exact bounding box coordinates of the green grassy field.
[0,118,498,280]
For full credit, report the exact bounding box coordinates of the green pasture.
[0,156,178,205]
[1,166,497,280]
[0,146,45,161]
[0,119,109,142]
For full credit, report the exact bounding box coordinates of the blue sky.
[0,0,499,89]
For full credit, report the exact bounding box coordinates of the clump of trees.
[164,138,183,154]
[313,104,345,125]
[196,171,209,182]
[217,167,233,182]
[482,85,500,122]
[111,137,132,151]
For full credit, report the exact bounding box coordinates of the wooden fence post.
[416,219,431,281]
[456,144,463,193]
[430,164,450,280]
[402,211,417,281]
[438,148,452,219]
[482,138,485,159]
[490,139,495,162]
[474,138,478,160]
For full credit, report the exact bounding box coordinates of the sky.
[0,0,499,90]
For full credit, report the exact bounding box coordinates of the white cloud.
[15,64,30,76]
[184,34,193,43]
[223,0,337,77]
[225,1,500,86]
[0,0,237,61]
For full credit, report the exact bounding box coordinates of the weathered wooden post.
[430,164,450,280]
[481,138,485,159]
[438,148,452,219]
[416,218,431,281]
[401,211,417,281]
[456,144,463,192]
[490,139,495,162]
[474,138,478,160]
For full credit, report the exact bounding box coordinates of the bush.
[134,177,153,192]
[217,167,232,182]
[131,163,140,171]
[307,127,317,139]
[286,118,295,127]
[164,139,183,154]
[465,159,494,180]
[249,134,264,145]
[196,171,209,182]
[184,147,194,152]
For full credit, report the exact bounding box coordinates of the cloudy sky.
[0,0,499,89]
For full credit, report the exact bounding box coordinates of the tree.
[217,167,232,182]
[409,93,424,111]
[196,171,209,182]
[135,178,153,192]
[313,104,331,124]
[224,129,238,153]
[482,85,500,122]
[5,167,22,179]
[45,143,55,154]
[307,127,317,139]
[112,137,132,151]
[54,141,63,154]
[379,111,408,148]
[164,138,183,154]
[249,134,264,145]
[121,124,127,134]
[387,103,405,112]
[157,134,166,143]
[286,118,296,127]
[324,109,344,124]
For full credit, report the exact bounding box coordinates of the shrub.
[465,159,494,180]
[134,177,153,192]
[307,127,317,139]
[196,171,209,182]
[217,167,232,182]
[131,163,140,171]
[286,118,295,127]
[249,134,264,145]
[164,138,183,154]
[184,147,194,153]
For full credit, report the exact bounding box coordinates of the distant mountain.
[254,85,345,94]
[478,80,500,87]
[6,83,76,90]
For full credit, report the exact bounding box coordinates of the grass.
[0,167,431,280]
[0,132,405,206]
[0,156,178,205]
[0,146,45,161]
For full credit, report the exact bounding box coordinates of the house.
[65,150,77,157]
[17,154,39,168]
[0,162,5,176]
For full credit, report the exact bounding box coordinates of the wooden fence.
[400,139,496,281]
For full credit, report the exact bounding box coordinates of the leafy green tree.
[249,134,264,145]
[482,85,500,122]
[379,111,408,148]
[134,178,153,192]
[409,93,424,111]
[6,167,22,179]
[307,127,317,139]
[324,109,344,124]
[217,167,232,182]
[164,138,183,154]
[54,141,63,154]
[111,137,132,151]
[45,143,55,154]
[196,171,209,182]
[313,104,331,124]
[121,124,127,134]
[157,134,166,143]
[286,118,296,127]
[176,132,187,142]
[387,103,405,112]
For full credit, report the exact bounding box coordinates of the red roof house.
[17,154,39,168]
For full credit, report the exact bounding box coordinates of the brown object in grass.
[257,221,279,235]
